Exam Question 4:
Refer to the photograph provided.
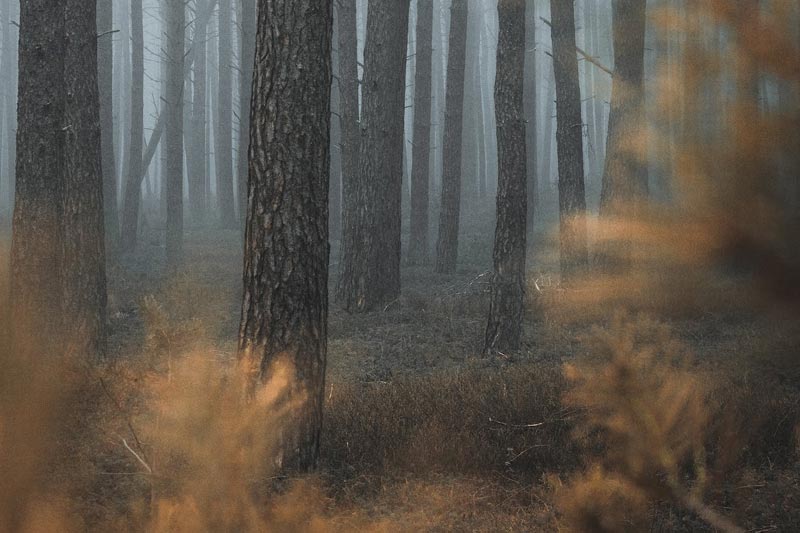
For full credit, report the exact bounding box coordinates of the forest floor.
[2,214,800,531]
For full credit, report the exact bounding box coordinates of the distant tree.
[337,0,411,311]
[97,0,117,251]
[485,0,527,354]
[435,0,468,275]
[408,0,434,265]
[120,0,145,253]
[551,0,588,283]
[599,0,648,219]
[216,0,236,228]
[238,0,332,472]
[165,0,185,266]
[188,0,211,225]
[237,0,256,228]
[12,0,107,359]
[524,0,537,238]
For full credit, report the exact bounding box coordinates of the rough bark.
[120,0,145,252]
[238,0,255,228]
[238,0,332,472]
[336,0,411,311]
[165,0,185,266]
[335,0,359,276]
[97,0,117,251]
[485,0,526,354]
[551,0,588,282]
[599,0,648,217]
[216,0,235,228]
[435,0,468,274]
[407,0,433,265]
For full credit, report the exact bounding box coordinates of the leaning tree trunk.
[407,0,433,265]
[238,0,332,473]
[485,0,527,354]
[551,0,588,283]
[434,0,468,274]
[216,0,236,228]
[335,0,359,279]
[165,0,185,267]
[120,0,145,253]
[237,0,256,228]
[97,0,117,252]
[336,0,411,311]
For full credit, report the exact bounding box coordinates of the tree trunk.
[485,0,526,354]
[407,0,433,265]
[165,0,185,266]
[551,0,588,283]
[238,0,255,228]
[434,0,468,275]
[120,0,145,252]
[189,0,210,224]
[524,0,537,237]
[336,0,411,311]
[97,0,117,251]
[238,0,332,473]
[216,0,235,228]
[599,0,648,217]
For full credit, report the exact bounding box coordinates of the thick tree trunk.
[216,0,235,228]
[120,0,145,252]
[335,0,359,274]
[97,0,117,251]
[237,0,255,228]
[434,0,468,274]
[336,0,411,311]
[485,0,526,354]
[165,0,185,266]
[238,0,332,473]
[407,0,433,265]
[599,0,648,217]
[551,0,588,282]
[524,0,537,237]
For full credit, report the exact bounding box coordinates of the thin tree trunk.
[408,0,434,265]
[238,0,332,473]
[97,0,117,251]
[551,0,588,282]
[120,0,145,252]
[336,0,411,311]
[485,0,527,354]
[165,0,185,266]
[524,0,537,237]
[216,0,235,228]
[435,0,469,274]
[189,0,210,224]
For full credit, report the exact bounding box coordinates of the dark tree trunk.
[62,0,107,357]
[120,0,145,253]
[165,0,185,266]
[407,0,433,265]
[524,0,537,237]
[599,0,647,216]
[216,0,236,228]
[237,0,256,228]
[485,0,527,354]
[11,0,107,360]
[238,0,332,473]
[97,0,117,252]
[189,0,210,224]
[336,0,411,311]
[335,0,359,277]
[434,0,468,275]
[551,0,588,283]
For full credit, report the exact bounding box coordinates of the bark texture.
[237,0,256,228]
[485,0,527,354]
[551,0,588,282]
[407,0,433,265]
[238,0,332,472]
[337,0,410,311]
[165,0,185,267]
[435,0,468,274]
